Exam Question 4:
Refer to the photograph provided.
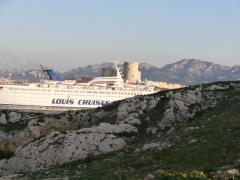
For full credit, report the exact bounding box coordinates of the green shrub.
[155,171,207,180]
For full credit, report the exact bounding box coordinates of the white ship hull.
[0,85,153,109]
[0,62,156,109]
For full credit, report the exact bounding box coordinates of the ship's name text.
[52,99,111,106]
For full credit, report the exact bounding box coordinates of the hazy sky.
[0,0,240,70]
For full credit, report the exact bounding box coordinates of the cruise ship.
[0,62,156,109]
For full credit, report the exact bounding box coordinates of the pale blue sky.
[0,0,239,70]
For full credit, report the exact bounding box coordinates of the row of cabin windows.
[7,92,50,95]
[9,88,51,92]
[8,96,47,98]
[4,91,142,96]
[8,92,142,96]
[6,97,46,102]
[7,88,144,95]
[9,95,126,99]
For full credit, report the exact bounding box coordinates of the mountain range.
[1,59,240,85]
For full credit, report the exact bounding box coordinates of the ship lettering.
[77,99,111,106]
[95,100,101,105]
[52,99,74,105]
[82,100,88,105]
[53,99,111,106]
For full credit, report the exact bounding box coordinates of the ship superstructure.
[0,62,156,109]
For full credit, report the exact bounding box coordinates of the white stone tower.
[123,61,141,83]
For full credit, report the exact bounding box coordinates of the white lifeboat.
[60,80,76,85]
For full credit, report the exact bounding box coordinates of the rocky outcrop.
[117,96,160,125]
[0,114,7,124]
[0,109,111,155]
[8,112,21,123]
[160,83,240,128]
[0,122,137,176]
[141,141,172,151]
[77,123,138,134]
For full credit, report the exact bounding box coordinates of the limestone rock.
[28,120,40,138]
[8,112,21,123]
[0,130,126,176]
[134,148,140,153]
[0,109,111,155]
[166,91,173,98]
[119,116,141,126]
[159,83,233,126]
[185,126,200,131]
[148,99,157,110]
[209,85,228,90]
[77,123,138,134]
[189,139,197,144]
[0,114,7,124]
[161,109,175,124]
[142,143,160,150]
[167,127,175,134]
[145,173,155,179]
[146,127,158,134]
[138,110,143,115]
[140,101,147,110]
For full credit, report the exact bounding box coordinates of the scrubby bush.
[155,171,207,180]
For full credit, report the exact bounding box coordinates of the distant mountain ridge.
[156,59,240,84]
[140,59,240,84]
[1,59,240,85]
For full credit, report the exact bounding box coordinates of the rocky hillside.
[1,81,240,179]
[2,59,240,85]
[154,59,240,85]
